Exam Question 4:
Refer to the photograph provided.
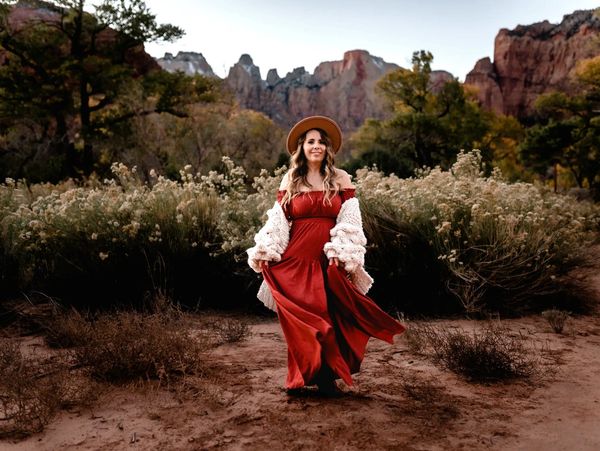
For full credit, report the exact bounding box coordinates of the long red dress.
[261,189,405,389]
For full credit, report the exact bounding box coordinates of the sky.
[125,0,599,81]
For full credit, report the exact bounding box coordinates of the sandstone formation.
[224,50,401,132]
[154,51,461,133]
[465,9,600,118]
[155,52,216,77]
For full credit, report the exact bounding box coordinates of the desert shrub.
[42,308,92,348]
[402,321,431,355]
[2,150,598,314]
[356,150,599,314]
[360,198,452,314]
[0,340,65,437]
[541,309,570,333]
[73,309,209,383]
[207,317,252,344]
[405,321,540,381]
[0,159,252,308]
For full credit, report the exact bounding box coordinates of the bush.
[541,308,570,333]
[72,309,209,384]
[404,321,540,381]
[2,150,598,314]
[356,150,599,314]
[0,341,65,437]
[207,317,252,344]
[42,308,92,348]
[0,158,254,308]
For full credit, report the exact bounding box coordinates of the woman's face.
[302,129,326,165]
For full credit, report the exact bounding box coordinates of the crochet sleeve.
[323,196,367,273]
[246,200,290,273]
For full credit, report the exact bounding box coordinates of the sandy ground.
[3,257,600,450]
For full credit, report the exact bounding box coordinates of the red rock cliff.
[465,9,600,118]
[225,50,400,132]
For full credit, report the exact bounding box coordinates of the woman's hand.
[329,257,351,279]
[258,259,270,270]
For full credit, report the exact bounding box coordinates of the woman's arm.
[253,172,291,271]
[246,200,290,272]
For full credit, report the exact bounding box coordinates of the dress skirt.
[262,190,405,389]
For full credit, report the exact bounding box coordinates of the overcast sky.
[126,0,598,81]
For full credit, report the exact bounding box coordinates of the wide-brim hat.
[286,115,343,154]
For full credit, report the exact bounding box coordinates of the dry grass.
[404,321,542,381]
[0,341,61,437]
[42,308,91,348]
[0,296,251,439]
[541,309,570,333]
[72,310,209,384]
[24,297,251,385]
[0,340,96,438]
[207,317,252,344]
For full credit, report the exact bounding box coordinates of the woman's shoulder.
[334,168,355,190]
[278,170,291,190]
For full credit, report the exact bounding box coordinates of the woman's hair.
[280,128,338,209]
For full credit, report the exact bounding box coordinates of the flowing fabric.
[261,189,405,389]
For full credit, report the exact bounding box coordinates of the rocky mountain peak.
[156,51,216,77]
[266,68,280,86]
[506,9,600,39]
[238,53,254,66]
[229,54,262,80]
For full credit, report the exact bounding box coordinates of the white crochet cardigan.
[246,196,374,311]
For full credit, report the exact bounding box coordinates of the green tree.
[346,50,491,176]
[0,0,216,180]
[520,57,600,199]
[479,113,528,183]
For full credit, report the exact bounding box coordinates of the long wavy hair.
[280,128,338,209]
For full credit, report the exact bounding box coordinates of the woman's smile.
[303,130,326,163]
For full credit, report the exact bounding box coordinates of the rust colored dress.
[261,189,405,389]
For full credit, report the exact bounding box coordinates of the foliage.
[1,151,598,314]
[520,56,600,200]
[483,114,529,183]
[355,150,599,313]
[118,104,285,181]
[0,0,218,180]
[345,51,493,176]
[0,158,238,306]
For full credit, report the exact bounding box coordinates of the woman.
[247,115,405,395]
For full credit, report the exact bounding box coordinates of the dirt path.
[3,250,600,450]
[3,309,600,450]
[488,263,600,451]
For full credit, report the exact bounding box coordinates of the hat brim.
[286,116,343,154]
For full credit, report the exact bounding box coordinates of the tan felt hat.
[286,115,343,154]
